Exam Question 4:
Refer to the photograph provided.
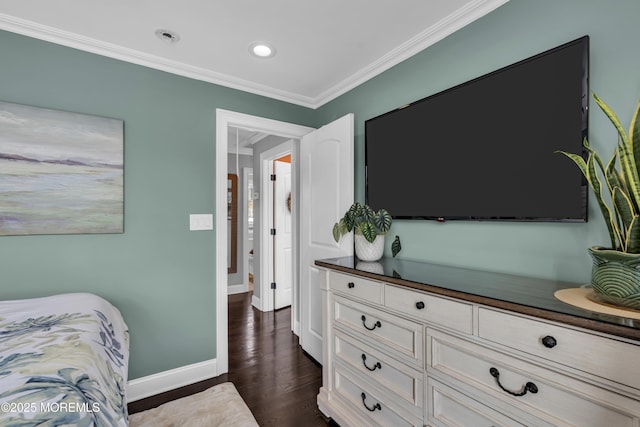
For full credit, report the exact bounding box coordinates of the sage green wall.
[315,0,640,284]
[0,30,314,379]
[2,0,639,381]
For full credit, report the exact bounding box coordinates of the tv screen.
[365,36,589,222]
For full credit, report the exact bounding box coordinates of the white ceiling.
[0,0,508,108]
[228,126,270,155]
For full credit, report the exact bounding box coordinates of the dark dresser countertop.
[315,256,640,342]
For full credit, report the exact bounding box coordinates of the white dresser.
[316,258,640,427]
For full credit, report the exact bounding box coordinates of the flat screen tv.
[365,36,589,222]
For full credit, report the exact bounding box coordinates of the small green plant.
[333,202,402,257]
[557,93,640,253]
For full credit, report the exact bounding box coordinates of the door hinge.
[270,282,277,289]
[270,228,276,235]
[270,174,277,181]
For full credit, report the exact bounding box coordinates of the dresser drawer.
[385,284,473,334]
[427,377,526,427]
[334,330,423,415]
[333,365,422,427]
[478,308,640,390]
[333,296,423,367]
[329,271,383,305]
[428,329,640,427]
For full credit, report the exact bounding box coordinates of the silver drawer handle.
[361,315,382,331]
[361,353,382,371]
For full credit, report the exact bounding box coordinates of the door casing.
[215,109,313,374]
[260,141,294,313]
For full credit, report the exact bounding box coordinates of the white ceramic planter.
[355,234,385,261]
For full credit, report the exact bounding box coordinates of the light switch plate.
[190,214,213,231]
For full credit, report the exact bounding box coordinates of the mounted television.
[365,36,589,222]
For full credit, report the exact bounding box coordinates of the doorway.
[228,130,294,312]
[264,143,294,312]
[242,168,254,293]
[215,109,314,374]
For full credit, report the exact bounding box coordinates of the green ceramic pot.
[588,246,640,310]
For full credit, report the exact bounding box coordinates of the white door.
[300,114,354,362]
[274,160,293,309]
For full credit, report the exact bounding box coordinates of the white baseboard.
[227,283,249,295]
[292,319,300,337]
[127,358,218,402]
[252,294,261,310]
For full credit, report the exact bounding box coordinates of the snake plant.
[557,93,640,253]
[333,202,402,257]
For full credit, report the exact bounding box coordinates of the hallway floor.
[129,292,336,426]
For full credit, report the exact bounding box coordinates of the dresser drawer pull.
[489,367,538,397]
[347,282,355,288]
[361,354,382,371]
[361,315,382,331]
[415,301,425,310]
[541,335,557,348]
[360,392,382,412]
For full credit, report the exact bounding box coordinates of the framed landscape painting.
[0,101,124,236]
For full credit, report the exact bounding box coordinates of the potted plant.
[557,93,640,309]
[333,202,401,261]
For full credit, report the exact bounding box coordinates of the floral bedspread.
[0,293,129,426]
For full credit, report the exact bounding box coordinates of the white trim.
[227,283,249,295]
[216,109,314,376]
[0,14,316,109]
[242,167,253,296]
[215,114,229,375]
[0,0,508,109]
[229,146,256,156]
[260,141,294,313]
[251,294,262,311]
[126,359,217,402]
[293,319,301,337]
[312,0,510,107]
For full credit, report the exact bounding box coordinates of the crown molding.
[0,13,317,108]
[313,0,510,107]
[0,0,508,110]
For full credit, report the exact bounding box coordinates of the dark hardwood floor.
[128,292,336,426]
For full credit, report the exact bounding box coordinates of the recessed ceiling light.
[249,42,276,59]
[155,29,180,44]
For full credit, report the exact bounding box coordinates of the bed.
[0,293,129,426]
